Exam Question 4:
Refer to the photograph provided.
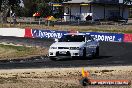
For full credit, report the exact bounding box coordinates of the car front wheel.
[83,47,86,58]
[49,57,57,61]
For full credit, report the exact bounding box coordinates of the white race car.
[48,33,99,60]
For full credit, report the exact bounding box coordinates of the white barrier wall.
[0,28,25,37]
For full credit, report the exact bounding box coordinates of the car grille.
[58,47,69,49]
[56,51,71,56]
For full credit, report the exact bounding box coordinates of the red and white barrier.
[0,28,132,43]
[24,28,32,38]
[0,28,25,37]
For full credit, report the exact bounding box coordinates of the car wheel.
[50,57,57,61]
[95,46,99,57]
[83,47,86,58]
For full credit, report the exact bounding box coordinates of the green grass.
[0,44,47,60]
[0,44,30,51]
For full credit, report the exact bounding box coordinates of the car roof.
[64,33,86,36]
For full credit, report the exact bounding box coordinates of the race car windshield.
[58,35,85,42]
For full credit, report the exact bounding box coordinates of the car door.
[86,35,96,56]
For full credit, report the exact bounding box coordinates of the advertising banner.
[25,29,124,42]
[32,29,67,39]
[84,32,124,42]
[124,34,132,42]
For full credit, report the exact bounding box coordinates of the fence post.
[30,17,32,24]
[9,6,12,27]
[39,18,41,25]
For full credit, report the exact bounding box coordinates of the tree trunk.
[0,7,9,23]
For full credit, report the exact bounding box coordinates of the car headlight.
[70,47,80,50]
[50,47,57,49]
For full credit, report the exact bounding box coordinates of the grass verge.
[0,44,47,60]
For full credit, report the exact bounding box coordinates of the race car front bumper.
[49,49,83,57]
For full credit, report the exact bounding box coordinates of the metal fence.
[3,17,131,26]
[7,17,47,25]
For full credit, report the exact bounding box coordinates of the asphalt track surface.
[0,36,132,69]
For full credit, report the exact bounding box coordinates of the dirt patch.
[0,66,131,88]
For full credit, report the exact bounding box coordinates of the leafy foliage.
[0,0,21,12]
[0,0,66,17]
[0,0,22,23]
[22,0,64,17]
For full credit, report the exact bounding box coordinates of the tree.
[22,0,52,17]
[22,0,37,16]
[37,2,52,17]
[22,0,64,17]
[0,0,21,23]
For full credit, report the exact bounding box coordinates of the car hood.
[50,42,86,48]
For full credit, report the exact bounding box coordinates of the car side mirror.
[54,38,58,42]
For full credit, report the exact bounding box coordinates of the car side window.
[86,35,94,42]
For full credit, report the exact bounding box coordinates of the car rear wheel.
[95,46,99,57]
[83,47,86,58]
[91,46,99,58]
